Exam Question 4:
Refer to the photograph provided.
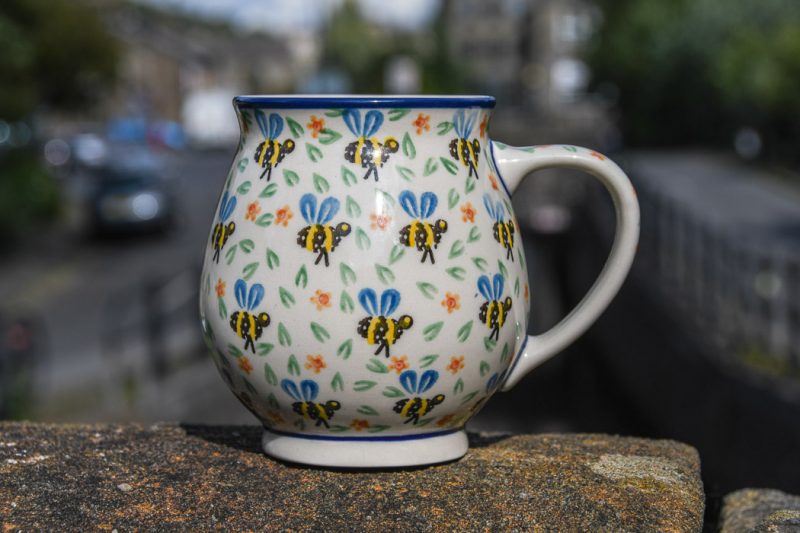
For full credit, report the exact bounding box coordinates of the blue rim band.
[264,426,461,442]
[234,95,496,109]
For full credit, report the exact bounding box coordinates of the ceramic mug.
[199,95,639,467]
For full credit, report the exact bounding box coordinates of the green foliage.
[0,150,60,235]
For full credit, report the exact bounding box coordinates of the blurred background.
[1,0,799,509]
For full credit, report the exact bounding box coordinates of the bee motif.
[281,379,341,429]
[449,109,481,178]
[483,194,515,261]
[343,109,399,182]
[357,288,413,358]
[398,190,448,264]
[229,279,271,353]
[211,191,236,263]
[296,194,351,267]
[393,370,445,425]
[478,273,512,341]
[253,110,295,181]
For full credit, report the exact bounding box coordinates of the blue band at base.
[234,95,496,109]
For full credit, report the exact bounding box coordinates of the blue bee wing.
[247,283,264,311]
[418,370,439,393]
[299,193,317,224]
[495,201,505,219]
[358,288,378,316]
[255,110,269,137]
[464,111,478,137]
[492,273,504,300]
[280,379,301,401]
[452,109,465,138]
[482,193,496,220]
[234,279,247,308]
[398,190,419,218]
[486,372,499,393]
[477,275,492,301]
[399,370,418,395]
[343,109,361,136]
[268,113,283,139]
[379,289,400,316]
[316,197,340,224]
[300,380,319,401]
[221,193,236,222]
[362,110,384,138]
[419,192,438,219]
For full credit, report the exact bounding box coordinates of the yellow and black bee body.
[211,191,236,263]
[449,109,481,178]
[281,379,341,429]
[394,370,444,425]
[478,273,513,341]
[229,279,270,353]
[398,190,448,264]
[296,194,351,267]
[253,111,295,181]
[357,289,413,358]
[484,194,515,261]
[342,109,398,181]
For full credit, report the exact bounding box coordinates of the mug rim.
[233,94,496,109]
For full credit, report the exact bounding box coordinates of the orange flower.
[412,113,430,135]
[441,292,460,314]
[350,419,370,431]
[369,212,391,230]
[590,150,606,161]
[524,283,529,302]
[388,355,409,374]
[436,414,455,427]
[307,115,325,138]
[305,354,326,374]
[238,356,253,375]
[310,289,332,311]
[215,278,226,298]
[479,115,488,138]
[488,173,499,191]
[447,356,465,374]
[266,410,285,425]
[275,205,293,227]
[245,201,261,221]
[460,202,476,223]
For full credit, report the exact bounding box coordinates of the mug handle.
[491,143,640,391]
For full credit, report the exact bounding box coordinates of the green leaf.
[345,195,361,218]
[239,239,255,254]
[341,166,357,187]
[278,323,292,346]
[340,290,355,313]
[416,281,438,299]
[454,378,464,395]
[367,358,389,374]
[340,263,356,286]
[286,117,304,138]
[267,392,279,409]
[310,322,330,343]
[324,109,344,117]
[472,257,488,272]
[237,181,252,195]
[461,391,480,404]
[306,143,323,162]
[498,260,508,280]
[312,173,330,193]
[449,240,465,259]
[515,277,520,297]
[446,266,466,281]
[480,361,490,377]
[337,339,353,359]
[354,380,377,392]
[266,248,280,269]
[255,213,274,227]
[283,169,300,187]
[257,343,274,356]
[423,157,438,176]
[382,386,404,398]
[357,405,379,416]
[295,265,308,288]
[420,354,439,368]
[227,343,242,358]
[501,342,512,363]
[448,188,460,209]
[468,226,480,243]
[366,425,389,433]
[331,372,344,392]
[436,121,454,135]
[457,320,473,342]
[376,189,395,207]
[396,166,415,182]
[416,418,433,427]
[218,297,227,319]
[484,336,496,352]
[279,287,295,308]
[264,363,278,385]
[355,227,371,250]
[259,182,278,198]
[389,244,405,265]
[440,157,458,175]
[237,158,248,172]
[388,108,411,121]
[375,264,395,285]
[242,262,259,280]
[465,176,476,194]
[318,128,342,145]
[402,132,416,159]
[562,145,578,152]
[423,321,444,341]
[329,424,349,432]
[225,245,237,265]
[494,141,508,150]
[288,354,301,376]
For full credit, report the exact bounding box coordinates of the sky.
[138,0,441,33]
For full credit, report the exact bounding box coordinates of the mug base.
[261,427,468,468]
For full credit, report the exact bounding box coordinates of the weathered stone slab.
[0,423,704,531]
[721,488,800,533]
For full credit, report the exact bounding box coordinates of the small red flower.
[350,419,370,431]
[215,278,226,298]
[388,355,409,374]
[245,201,261,221]
[479,115,488,138]
[412,113,430,135]
[441,292,460,314]
[275,205,293,227]
[524,283,529,302]
[369,212,391,231]
[436,414,455,427]
[305,354,326,374]
[307,116,325,138]
[447,356,465,374]
[488,173,499,191]
[590,150,606,161]
[266,410,285,425]
[460,202,476,223]
[238,356,253,375]
[310,289,332,311]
